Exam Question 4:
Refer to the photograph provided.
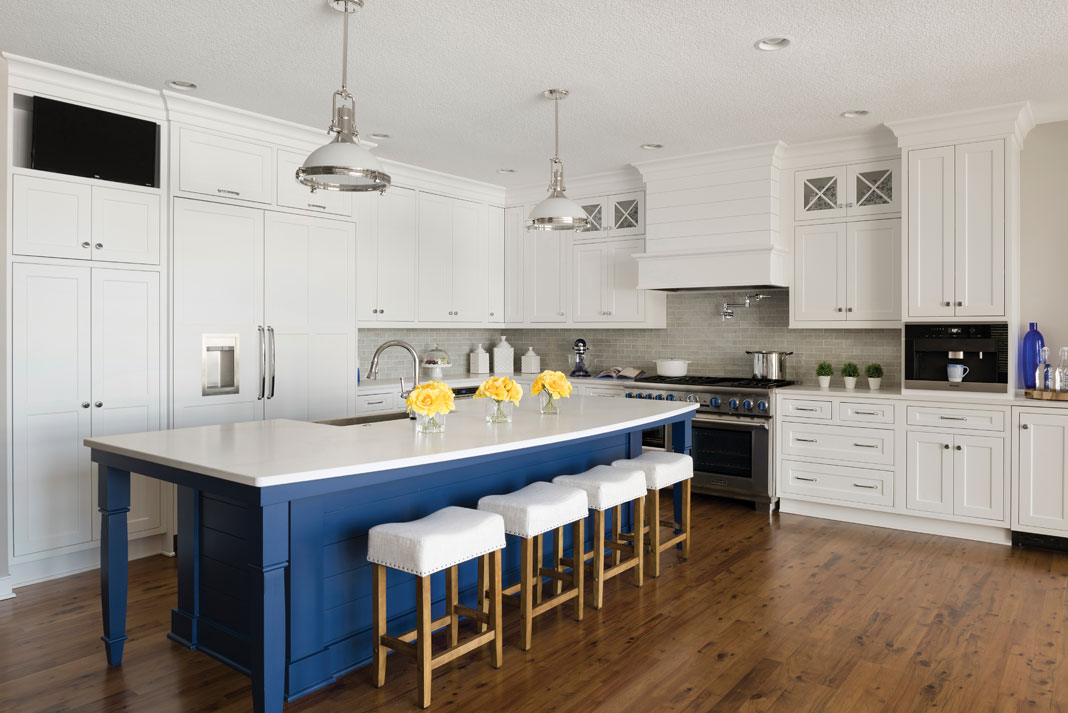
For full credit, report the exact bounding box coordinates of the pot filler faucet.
[722,293,769,320]
[367,340,420,399]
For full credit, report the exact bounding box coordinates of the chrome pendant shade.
[297,0,390,193]
[527,89,588,231]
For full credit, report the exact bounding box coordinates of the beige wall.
[1021,120,1068,353]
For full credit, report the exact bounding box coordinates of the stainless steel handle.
[795,407,819,412]
[95,243,103,250]
[82,402,91,408]
[853,443,878,448]
[81,242,91,248]
[853,410,880,416]
[795,437,818,443]
[853,483,878,490]
[307,203,327,210]
[846,202,855,208]
[217,188,240,196]
[366,399,385,406]
[95,401,103,408]
[257,326,266,400]
[795,476,817,482]
[1022,424,1030,430]
[939,416,967,421]
[267,326,276,399]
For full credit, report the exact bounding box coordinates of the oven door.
[691,414,770,496]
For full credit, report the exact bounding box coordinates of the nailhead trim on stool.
[477,481,589,538]
[552,464,646,510]
[367,506,506,576]
[613,451,693,490]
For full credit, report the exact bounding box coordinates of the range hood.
[632,142,789,291]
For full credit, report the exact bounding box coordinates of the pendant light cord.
[553,94,560,161]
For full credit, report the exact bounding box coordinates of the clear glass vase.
[539,392,559,415]
[486,399,514,423]
[415,411,447,433]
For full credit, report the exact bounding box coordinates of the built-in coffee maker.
[904,323,1009,393]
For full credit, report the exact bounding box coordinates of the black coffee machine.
[904,323,1009,393]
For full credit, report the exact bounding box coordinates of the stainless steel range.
[623,375,793,511]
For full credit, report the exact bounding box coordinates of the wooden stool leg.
[552,527,564,596]
[476,554,489,633]
[611,505,622,566]
[446,565,459,648]
[593,510,606,610]
[648,487,661,578]
[490,549,503,668]
[534,533,544,605]
[681,479,692,560]
[633,496,645,587]
[572,518,584,621]
[372,564,387,687]
[416,575,433,709]
[520,536,534,651]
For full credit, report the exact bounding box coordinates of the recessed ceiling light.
[840,110,871,119]
[497,168,517,174]
[167,80,198,91]
[369,133,391,139]
[754,37,791,51]
[641,143,664,150]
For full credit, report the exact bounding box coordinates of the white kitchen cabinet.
[263,213,356,422]
[176,126,273,204]
[503,206,525,322]
[356,187,417,322]
[575,197,609,239]
[907,141,1005,319]
[907,430,1004,521]
[574,191,645,240]
[416,193,488,322]
[450,198,488,321]
[12,174,92,260]
[794,223,846,321]
[572,239,645,322]
[91,186,160,264]
[795,166,848,222]
[525,230,569,322]
[905,431,955,515]
[1016,412,1068,533]
[606,239,645,321]
[795,159,900,222]
[486,206,505,323]
[572,243,606,322]
[275,149,352,217]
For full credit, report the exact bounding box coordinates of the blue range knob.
[625,392,633,398]
[666,394,676,401]
[742,399,753,410]
[654,394,664,400]
[728,398,739,409]
[757,400,768,412]
[644,393,653,399]
[709,396,721,407]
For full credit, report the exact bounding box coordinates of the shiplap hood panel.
[632,142,788,290]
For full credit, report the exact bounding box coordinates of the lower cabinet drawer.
[906,406,1005,432]
[781,398,832,419]
[839,401,895,425]
[781,422,895,466]
[780,460,893,507]
[358,392,401,413]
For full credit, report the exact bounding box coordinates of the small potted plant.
[865,363,884,390]
[841,362,860,390]
[816,361,833,389]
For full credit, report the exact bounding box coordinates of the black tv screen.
[31,96,158,187]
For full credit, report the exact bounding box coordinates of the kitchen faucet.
[366,340,420,399]
[721,293,769,321]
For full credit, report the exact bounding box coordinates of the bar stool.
[553,465,646,610]
[367,506,506,709]
[477,481,588,650]
[613,451,693,578]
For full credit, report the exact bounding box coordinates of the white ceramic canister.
[521,347,541,374]
[493,335,514,374]
[469,344,490,374]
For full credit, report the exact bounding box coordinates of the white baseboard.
[780,498,1012,546]
[10,535,167,590]
[0,575,14,601]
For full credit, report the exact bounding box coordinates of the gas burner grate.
[634,375,794,389]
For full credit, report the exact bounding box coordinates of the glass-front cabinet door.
[795,167,848,221]
[608,191,644,237]
[574,197,608,239]
[847,159,901,217]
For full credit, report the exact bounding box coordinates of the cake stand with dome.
[422,345,453,380]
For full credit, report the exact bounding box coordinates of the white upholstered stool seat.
[367,506,506,577]
[552,465,646,511]
[613,451,693,489]
[478,481,589,538]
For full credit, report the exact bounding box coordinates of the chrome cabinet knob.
[95,243,104,249]
[489,312,494,316]
[944,301,951,307]
[943,443,950,449]
[956,301,963,307]
[379,309,384,314]
[837,307,844,312]
[847,307,853,312]
[95,402,103,408]
[1022,424,1030,430]
[82,402,91,408]
[372,309,378,314]
[956,445,962,450]
[81,242,91,248]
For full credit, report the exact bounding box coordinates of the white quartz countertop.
[85,396,696,488]
[779,384,1068,408]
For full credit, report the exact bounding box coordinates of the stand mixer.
[570,338,591,378]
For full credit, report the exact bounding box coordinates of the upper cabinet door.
[905,430,954,515]
[525,231,568,322]
[907,146,956,318]
[954,140,1005,317]
[91,187,161,265]
[375,187,417,322]
[793,223,847,322]
[451,199,487,321]
[574,197,609,240]
[1017,412,1068,533]
[12,174,93,260]
[795,167,848,221]
[177,127,273,204]
[607,191,644,238]
[846,219,901,321]
[12,263,93,555]
[354,193,380,322]
[846,160,901,217]
[605,239,645,322]
[416,192,454,322]
[572,243,607,322]
[504,207,526,323]
[486,206,505,323]
[275,149,352,216]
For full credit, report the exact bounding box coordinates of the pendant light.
[296,0,390,193]
[526,89,588,231]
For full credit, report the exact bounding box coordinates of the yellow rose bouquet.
[530,370,573,415]
[474,376,523,423]
[405,381,456,433]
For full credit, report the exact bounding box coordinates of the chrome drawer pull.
[853,443,879,448]
[795,476,817,482]
[308,203,327,210]
[853,410,880,416]
[853,483,879,490]
[366,399,384,406]
[795,407,819,412]
[217,188,241,196]
[939,415,968,421]
[795,438,818,443]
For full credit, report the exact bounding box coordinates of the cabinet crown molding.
[633,140,785,183]
[780,131,899,169]
[887,102,1036,149]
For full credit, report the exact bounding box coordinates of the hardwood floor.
[2,496,1067,712]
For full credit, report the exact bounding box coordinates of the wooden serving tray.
[1024,389,1068,401]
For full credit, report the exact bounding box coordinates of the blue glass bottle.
[1022,322,1045,389]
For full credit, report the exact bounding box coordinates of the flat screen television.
[31,96,158,187]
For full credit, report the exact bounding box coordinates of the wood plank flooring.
[2,496,1068,712]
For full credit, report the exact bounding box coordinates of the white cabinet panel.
[780,460,893,507]
[572,242,606,322]
[781,399,832,419]
[606,239,645,322]
[177,127,272,204]
[525,231,568,322]
[846,160,901,217]
[357,188,416,322]
[416,192,453,322]
[795,166,848,221]
[574,197,609,240]
[838,401,895,425]
[263,213,356,422]
[275,149,352,216]
[793,223,846,321]
[92,187,160,264]
[486,206,505,323]
[905,431,954,515]
[12,174,93,260]
[12,264,93,555]
[504,206,526,322]
[906,406,1005,432]
[907,146,955,317]
[172,199,265,427]
[781,423,894,466]
[846,219,900,321]
[608,191,644,237]
[1017,412,1068,532]
[954,140,1005,317]
[355,192,379,322]
[953,435,1004,521]
[451,198,487,321]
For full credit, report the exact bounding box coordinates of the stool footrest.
[392,614,453,645]
[380,634,416,657]
[659,532,686,552]
[604,539,637,554]
[601,555,639,581]
[538,567,574,583]
[453,604,489,624]
[531,588,578,617]
[430,630,498,670]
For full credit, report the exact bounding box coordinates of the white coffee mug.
[947,364,970,382]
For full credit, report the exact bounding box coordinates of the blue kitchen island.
[87,395,695,713]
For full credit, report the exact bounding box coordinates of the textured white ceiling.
[2,0,1067,187]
